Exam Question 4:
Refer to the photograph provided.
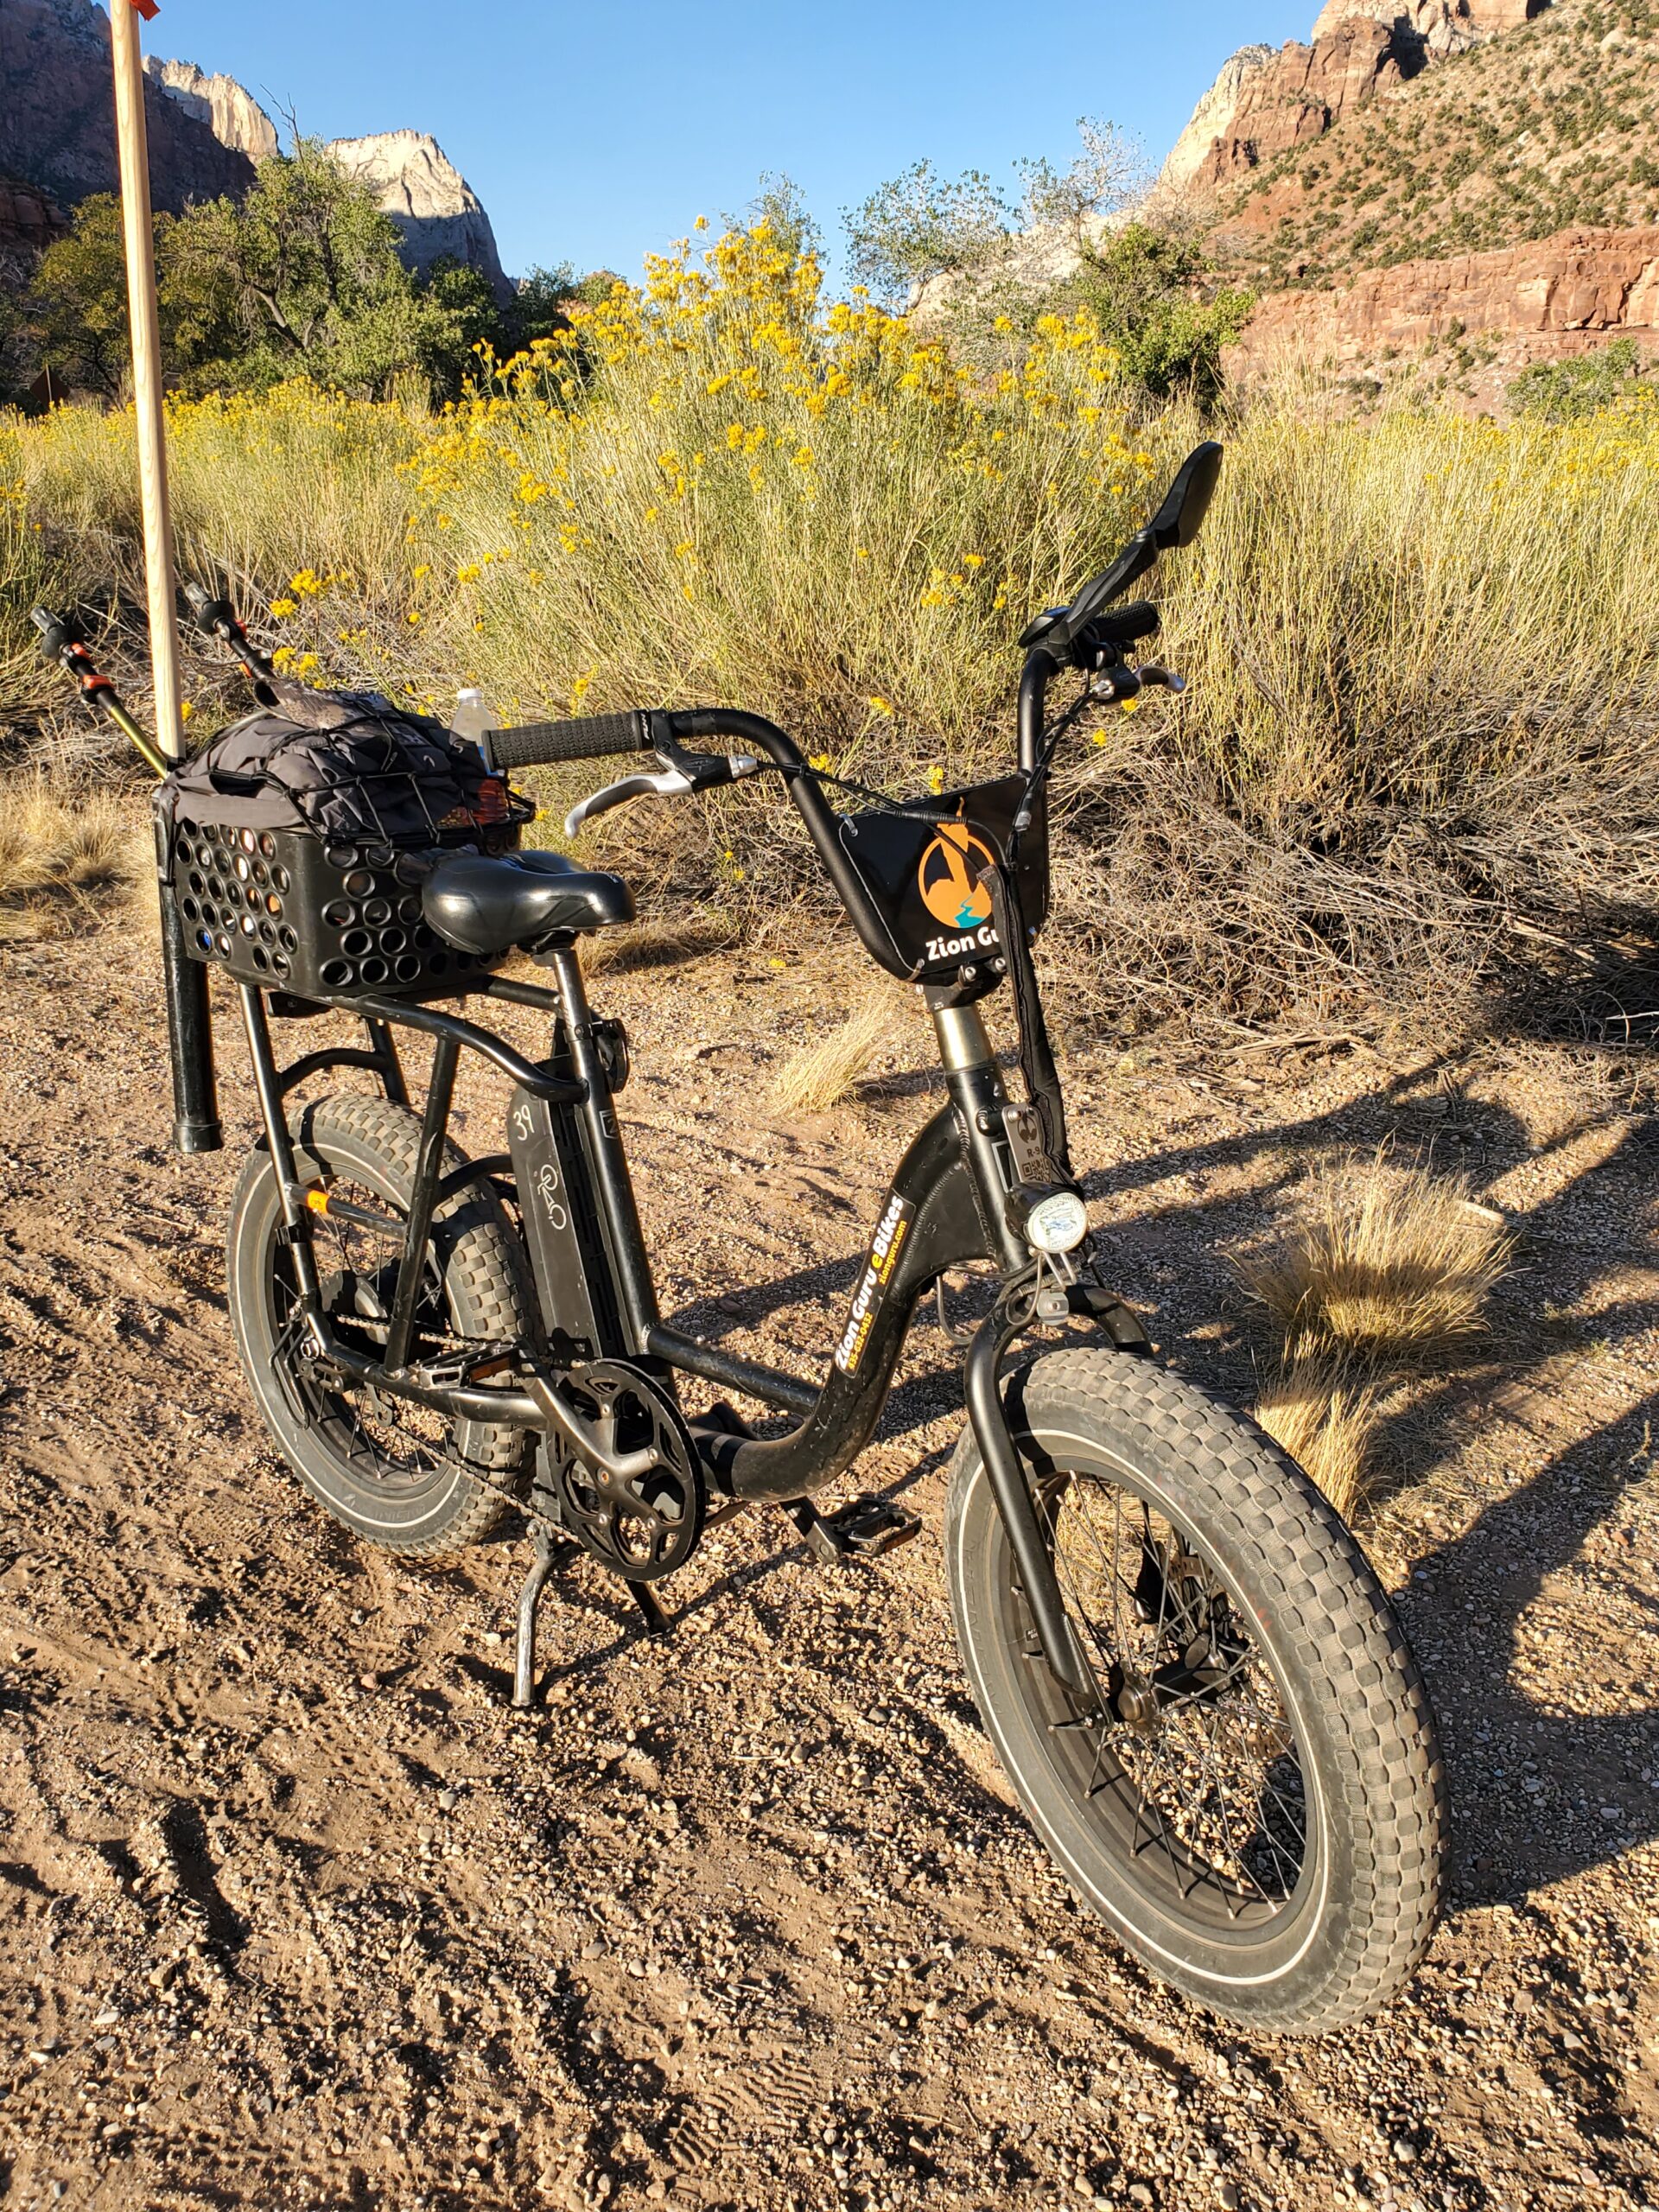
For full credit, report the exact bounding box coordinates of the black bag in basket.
[154,679,527,1001]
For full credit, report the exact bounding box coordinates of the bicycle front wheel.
[944,1348,1445,2033]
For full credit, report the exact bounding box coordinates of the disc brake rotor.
[546,1359,705,1584]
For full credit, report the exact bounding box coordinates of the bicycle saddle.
[421,849,635,956]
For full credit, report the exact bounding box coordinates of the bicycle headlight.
[1018,1187,1089,1255]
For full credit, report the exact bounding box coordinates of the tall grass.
[1,432,93,737]
[5,219,1657,1016]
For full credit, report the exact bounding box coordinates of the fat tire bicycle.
[38,444,1445,2032]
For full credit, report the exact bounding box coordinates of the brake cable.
[713,676,1097,832]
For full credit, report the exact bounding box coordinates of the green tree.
[166,139,486,397]
[502,261,577,353]
[1068,223,1255,404]
[1508,338,1649,423]
[844,160,1010,303]
[725,172,821,261]
[16,152,512,403]
[24,194,139,397]
[842,123,1248,403]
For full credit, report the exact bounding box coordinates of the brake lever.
[1089,660,1185,703]
[563,742,760,838]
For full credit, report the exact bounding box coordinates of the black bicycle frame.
[230,645,1103,1696]
[44,589,1106,1696]
[237,963,1027,1481]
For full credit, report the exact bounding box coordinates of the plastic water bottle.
[451,687,496,744]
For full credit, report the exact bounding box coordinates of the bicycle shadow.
[1078,1054,1659,1906]
[664,1025,1659,1903]
[1402,1389,1659,1900]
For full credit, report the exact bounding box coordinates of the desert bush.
[1236,1160,1510,1360]
[16,381,418,625]
[0,775,142,938]
[1508,338,1650,423]
[1254,1352,1382,1523]
[767,993,904,1114]
[0,423,102,739]
[1244,1159,1513,1522]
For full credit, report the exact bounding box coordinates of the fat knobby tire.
[226,1091,532,1558]
[944,1347,1446,2034]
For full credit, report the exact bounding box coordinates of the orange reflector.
[304,1188,330,1215]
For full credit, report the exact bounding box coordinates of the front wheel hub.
[1115,1677,1160,1732]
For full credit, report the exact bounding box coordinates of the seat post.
[540,942,661,1352]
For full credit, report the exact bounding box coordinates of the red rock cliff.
[1226,224,1659,402]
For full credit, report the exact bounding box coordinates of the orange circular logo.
[918,822,996,931]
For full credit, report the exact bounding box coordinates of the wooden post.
[109,0,186,762]
[111,0,222,1153]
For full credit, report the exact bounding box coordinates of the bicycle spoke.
[1046,1471,1308,1916]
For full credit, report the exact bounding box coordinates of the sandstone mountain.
[1227,222,1659,404]
[0,0,255,214]
[0,0,511,299]
[1161,0,1659,294]
[1152,0,1659,400]
[323,131,512,305]
[142,57,280,168]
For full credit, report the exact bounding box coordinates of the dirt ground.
[1,912,1657,2212]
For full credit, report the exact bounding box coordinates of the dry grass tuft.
[0,782,143,939]
[1243,1155,1516,1522]
[1255,1353,1383,1524]
[1237,1160,1511,1362]
[767,995,903,1115]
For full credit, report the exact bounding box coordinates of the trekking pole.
[29,607,168,777]
[181,582,279,701]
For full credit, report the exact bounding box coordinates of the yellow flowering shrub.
[401,220,1150,748]
[6,229,1659,1011]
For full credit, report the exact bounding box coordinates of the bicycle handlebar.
[478,445,1223,963]
[484,712,655,770]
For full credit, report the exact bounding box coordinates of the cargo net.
[162,680,527,847]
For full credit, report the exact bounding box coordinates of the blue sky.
[127,1,1311,284]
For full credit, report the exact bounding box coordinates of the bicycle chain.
[310,1338,696,1562]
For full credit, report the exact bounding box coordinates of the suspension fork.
[934,995,1095,1702]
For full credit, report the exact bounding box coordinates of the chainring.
[543,1359,705,1584]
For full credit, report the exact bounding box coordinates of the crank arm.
[521,1363,661,1481]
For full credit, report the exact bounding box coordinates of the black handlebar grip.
[484,712,652,771]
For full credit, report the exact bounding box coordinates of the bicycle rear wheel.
[226,1091,532,1556]
[944,1348,1444,2033]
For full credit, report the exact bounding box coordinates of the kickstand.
[629,1581,673,1637]
[512,1522,676,1708]
[513,1522,563,1709]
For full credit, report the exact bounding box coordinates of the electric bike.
[36,443,1444,2033]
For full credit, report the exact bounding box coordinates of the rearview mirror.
[1147,441,1223,550]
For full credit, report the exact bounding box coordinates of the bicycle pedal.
[824,1494,923,1560]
